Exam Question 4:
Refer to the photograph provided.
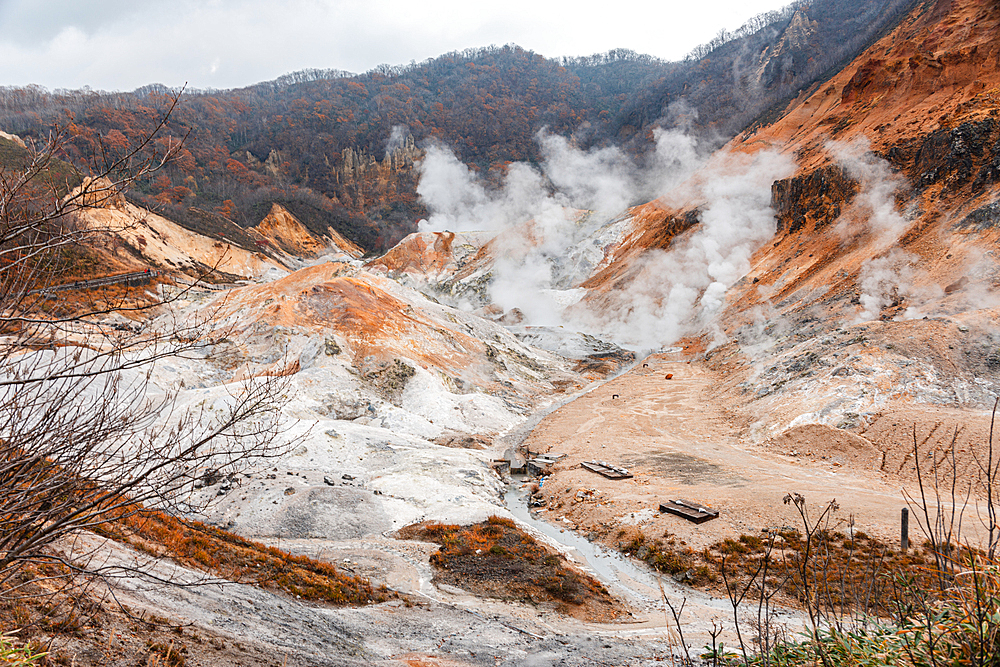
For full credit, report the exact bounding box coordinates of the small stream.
[504,477,719,609]
[496,345,748,634]
[503,478,806,645]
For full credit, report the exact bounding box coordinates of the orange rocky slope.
[572,0,1000,429]
[717,0,1000,430]
[590,0,1000,308]
[730,0,1000,324]
[251,202,363,261]
[198,261,590,406]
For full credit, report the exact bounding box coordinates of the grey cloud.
[0,0,148,44]
[0,0,790,91]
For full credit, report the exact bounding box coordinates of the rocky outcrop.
[253,203,324,257]
[771,166,858,235]
[366,231,464,277]
[0,130,26,148]
[338,135,420,185]
[884,118,1000,192]
[755,8,821,87]
[645,208,702,250]
[68,176,128,210]
[245,149,284,178]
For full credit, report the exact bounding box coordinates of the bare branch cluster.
[0,94,290,599]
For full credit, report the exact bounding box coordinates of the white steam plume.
[831,138,911,247]
[386,125,409,154]
[829,139,946,323]
[574,148,795,348]
[855,249,943,322]
[416,146,557,233]
[536,132,637,218]
[415,129,791,350]
[417,128,704,234]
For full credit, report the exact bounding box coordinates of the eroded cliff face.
[67,183,286,281]
[252,202,363,260]
[754,8,821,89]
[332,135,423,215]
[337,135,421,185]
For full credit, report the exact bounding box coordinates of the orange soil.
[524,353,995,552]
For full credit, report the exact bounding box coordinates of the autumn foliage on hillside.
[0,0,916,253]
[0,47,672,253]
[97,509,391,605]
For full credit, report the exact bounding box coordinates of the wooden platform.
[659,499,720,524]
[581,460,633,479]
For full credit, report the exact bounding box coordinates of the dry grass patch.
[399,516,627,621]
[616,523,944,616]
[96,509,392,605]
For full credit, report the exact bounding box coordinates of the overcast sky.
[0,0,792,92]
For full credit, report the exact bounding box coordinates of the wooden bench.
[659,499,719,524]
[581,460,633,479]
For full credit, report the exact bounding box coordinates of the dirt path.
[523,352,963,551]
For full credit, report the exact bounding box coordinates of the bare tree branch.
[0,92,292,603]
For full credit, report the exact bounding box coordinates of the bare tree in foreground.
[0,95,290,599]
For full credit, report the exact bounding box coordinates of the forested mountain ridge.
[613,0,918,145]
[0,0,914,253]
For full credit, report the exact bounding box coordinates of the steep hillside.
[48,176,358,286]
[571,0,1000,442]
[67,179,285,281]
[729,0,1000,348]
[614,0,918,144]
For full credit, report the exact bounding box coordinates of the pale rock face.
[68,176,128,209]
[0,129,26,147]
[151,256,597,539]
[72,196,286,279]
[754,8,820,86]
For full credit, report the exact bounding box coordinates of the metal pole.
[901,507,909,551]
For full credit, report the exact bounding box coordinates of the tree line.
[0,0,918,253]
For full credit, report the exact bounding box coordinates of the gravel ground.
[81,533,693,666]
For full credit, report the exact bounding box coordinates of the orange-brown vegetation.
[616,524,942,614]
[398,516,626,621]
[96,509,390,606]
